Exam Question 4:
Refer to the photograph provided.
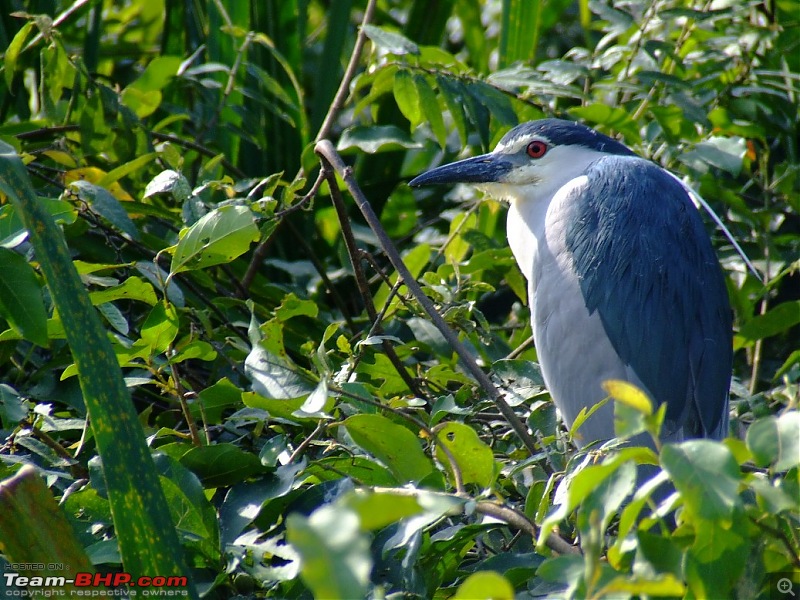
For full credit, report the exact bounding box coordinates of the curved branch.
[474,501,579,556]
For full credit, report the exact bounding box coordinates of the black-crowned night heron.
[410,119,732,448]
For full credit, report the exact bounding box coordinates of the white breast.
[506,176,650,446]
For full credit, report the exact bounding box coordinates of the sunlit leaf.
[286,504,371,599]
[434,422,496,488]
[746,412,800,471]
[343,414,435,483]
[361,24,420,55]
[170,205,259,274]
[454,571,514,600]
[661,441,741,521]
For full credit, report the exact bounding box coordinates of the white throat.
[479,145,607,282]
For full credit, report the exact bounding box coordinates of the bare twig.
[287,421,328,464]
[314,140,539,457]
[314,0,378,145]
[169,362,202,447]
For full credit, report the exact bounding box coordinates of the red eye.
[526,140,548,159]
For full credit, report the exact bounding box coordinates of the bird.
[410,119,732,448]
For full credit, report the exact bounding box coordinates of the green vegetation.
[0,0,797,597]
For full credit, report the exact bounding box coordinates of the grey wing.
[564,156,732,440]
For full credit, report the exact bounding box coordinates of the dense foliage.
[0,0,798,598]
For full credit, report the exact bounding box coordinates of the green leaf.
[445,211,478,264]
[152,453,220,556]
[4,21,34,89]
[170,205,259,275]
[245,314,315,400]
[171,340,217,364]
[361,24,420,55]
[463,82,492,150]
[746,412,800,471]
[538,449,643,547]
[679,137,747,176]
[0,384,27,428]
[685,517,749,597]
[603,379,654,415]
[275,293,319,321]
[97,302,128,335]
[98,153,159,188]
[597,574,685,597]
[0,199,76,249]
[454,571,514,599]
[394,69,422,127]
[304,457,397,488]
[286,504,371,600]
[414,74,447,148]
[343,414,435,483]
[140,301,179,354]
[569,105,642,143]
[337,125,422,154]
[180,443,265,488]
[577,459,636,535]
[120,56,181,117]
[344,489,425,530]
[437,75,469,146]
[492,359,545,406]
[143,170,192,202]
[0,247,48,346]
[661,440,741,521]
[498,0,541,68]
[191,378,242,424]
[737,301,800,343]
[88,276,158,306]
[434,422,496,488]
[68,180,140,241]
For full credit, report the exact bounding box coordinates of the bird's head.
[409,119,636,204]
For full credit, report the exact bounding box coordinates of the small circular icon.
[778,578,795,596]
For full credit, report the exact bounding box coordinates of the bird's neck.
[505,186,553,283]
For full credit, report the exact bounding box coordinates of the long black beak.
[409,154,512,187]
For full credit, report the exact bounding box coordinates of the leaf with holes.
[170,205,259,275]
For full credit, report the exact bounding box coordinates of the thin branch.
[284,218,357,332]
[314,0,378,145]
[287,421,328,464]
[315,140,539,457]
[749,516,800,570]
[14,126,246,178]
[506,334,536,360]
[241,167,327,293]
[368,486,578,556]
[474,501,579,556]
[169,362,202,447]
[323,166,426,398]
[20,0,91,53]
